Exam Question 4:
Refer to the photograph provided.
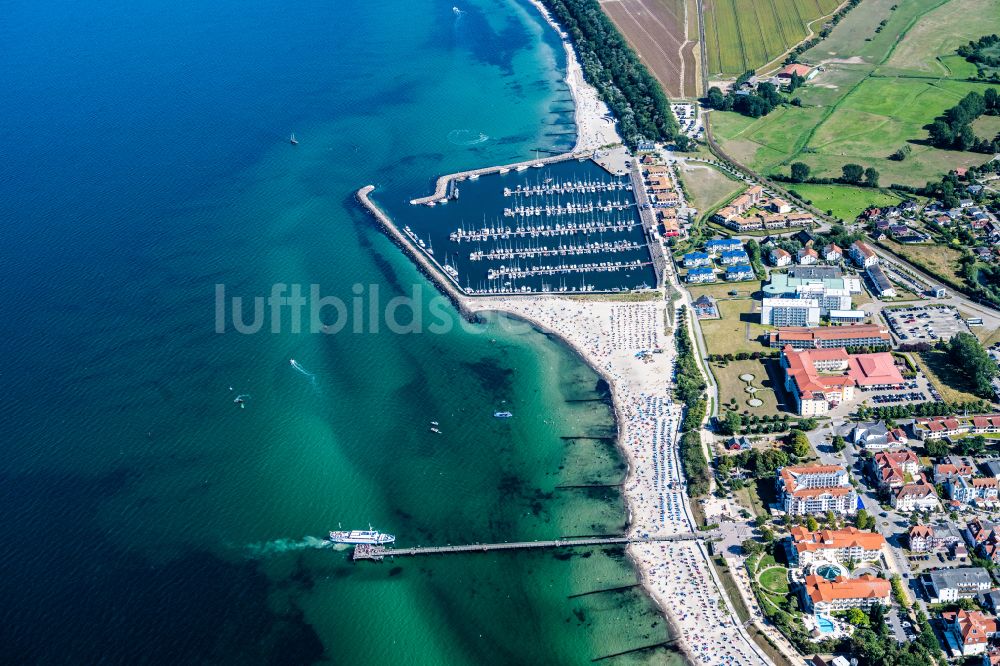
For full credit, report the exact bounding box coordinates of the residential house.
[892,479,940,512]
[705,238,743,255]
[770,247,792,267]
[870,449,920,490]
[683,252,711,268]
[909,524,962,553]
[726,264,755,281]
[942,609,999,657]
[719,249,750,266]
[973,416,1000,435]
[916,417,969,441]
[770,197,792,213]
[798,247,819,265]
[849,241,878,268]
[823,244,843,263]
[686,266,716,284]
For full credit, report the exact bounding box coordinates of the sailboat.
[289,133,298,145]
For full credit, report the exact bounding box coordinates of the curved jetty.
[409,150,591,206]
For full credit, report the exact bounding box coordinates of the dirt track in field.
[600,0,699,98]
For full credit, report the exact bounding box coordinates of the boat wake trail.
[447,129,489,146]
[245,536,344,557]
[289,359,317,386]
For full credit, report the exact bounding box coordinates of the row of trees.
[945,332,999,398]
[680,430,710,496]
[927,89,1000,153]
[856,398,992,421]
[776,161,879,187]
[541,0,679,148]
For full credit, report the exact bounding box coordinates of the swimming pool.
[817,615,835,634]
[816,564,841,581]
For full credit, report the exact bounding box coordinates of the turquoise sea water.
[0,0,683,663]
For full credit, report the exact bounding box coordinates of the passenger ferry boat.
[328,528,396,545]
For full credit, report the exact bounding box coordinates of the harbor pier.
[351,531,718,561]
[408,150,591,206]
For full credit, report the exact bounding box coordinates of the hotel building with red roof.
[800,574,890,613]
[789,526,885,566]
[777,464,858,516]
[780,346,905,416]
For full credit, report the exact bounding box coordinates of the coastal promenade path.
[352,530,719,560]
[408,150,591,205]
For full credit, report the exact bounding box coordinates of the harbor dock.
[408,150,591,206]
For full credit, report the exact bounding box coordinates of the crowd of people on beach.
[608,305,660,352]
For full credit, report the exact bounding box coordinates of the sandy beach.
[527,0,621,152]
[463,296,771,665]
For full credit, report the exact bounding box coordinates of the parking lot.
[671,103,702,140]
[862,378,931,405]
[883,305,970,344]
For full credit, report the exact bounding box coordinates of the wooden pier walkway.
[409,150,591,206]
[352,531,718,561]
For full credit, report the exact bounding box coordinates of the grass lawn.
[880,0,1000,76]
[687,280,762,301]
[973,114,1000,140]
[678,163,745,216]
[916,350,983,404]
[758,566,790,595]
[713,359,784,416]
[699,298,772,355]
[875,238,965,291]
[786,183,905,222]
[734,484,767,518]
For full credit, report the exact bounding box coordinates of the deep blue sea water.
[0,0,683,663]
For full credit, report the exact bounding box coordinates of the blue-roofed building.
[705,238,743,255]
[719,249,750,266]
[686,266,717,284]
[683,252,711,268]
[726,264,755,281]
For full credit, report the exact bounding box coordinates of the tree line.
[944,332,999,399]
[773,161,880,188]
[928,89,1000,153]
[958,34,1000,81]
[540,0,679,148]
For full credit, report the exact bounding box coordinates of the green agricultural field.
[881,0,1000,76]
[711,0,1000,187]
[678,164,745,216]
[973,115,1000,140]
[704,0,840,76]
[786,184,905,222]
